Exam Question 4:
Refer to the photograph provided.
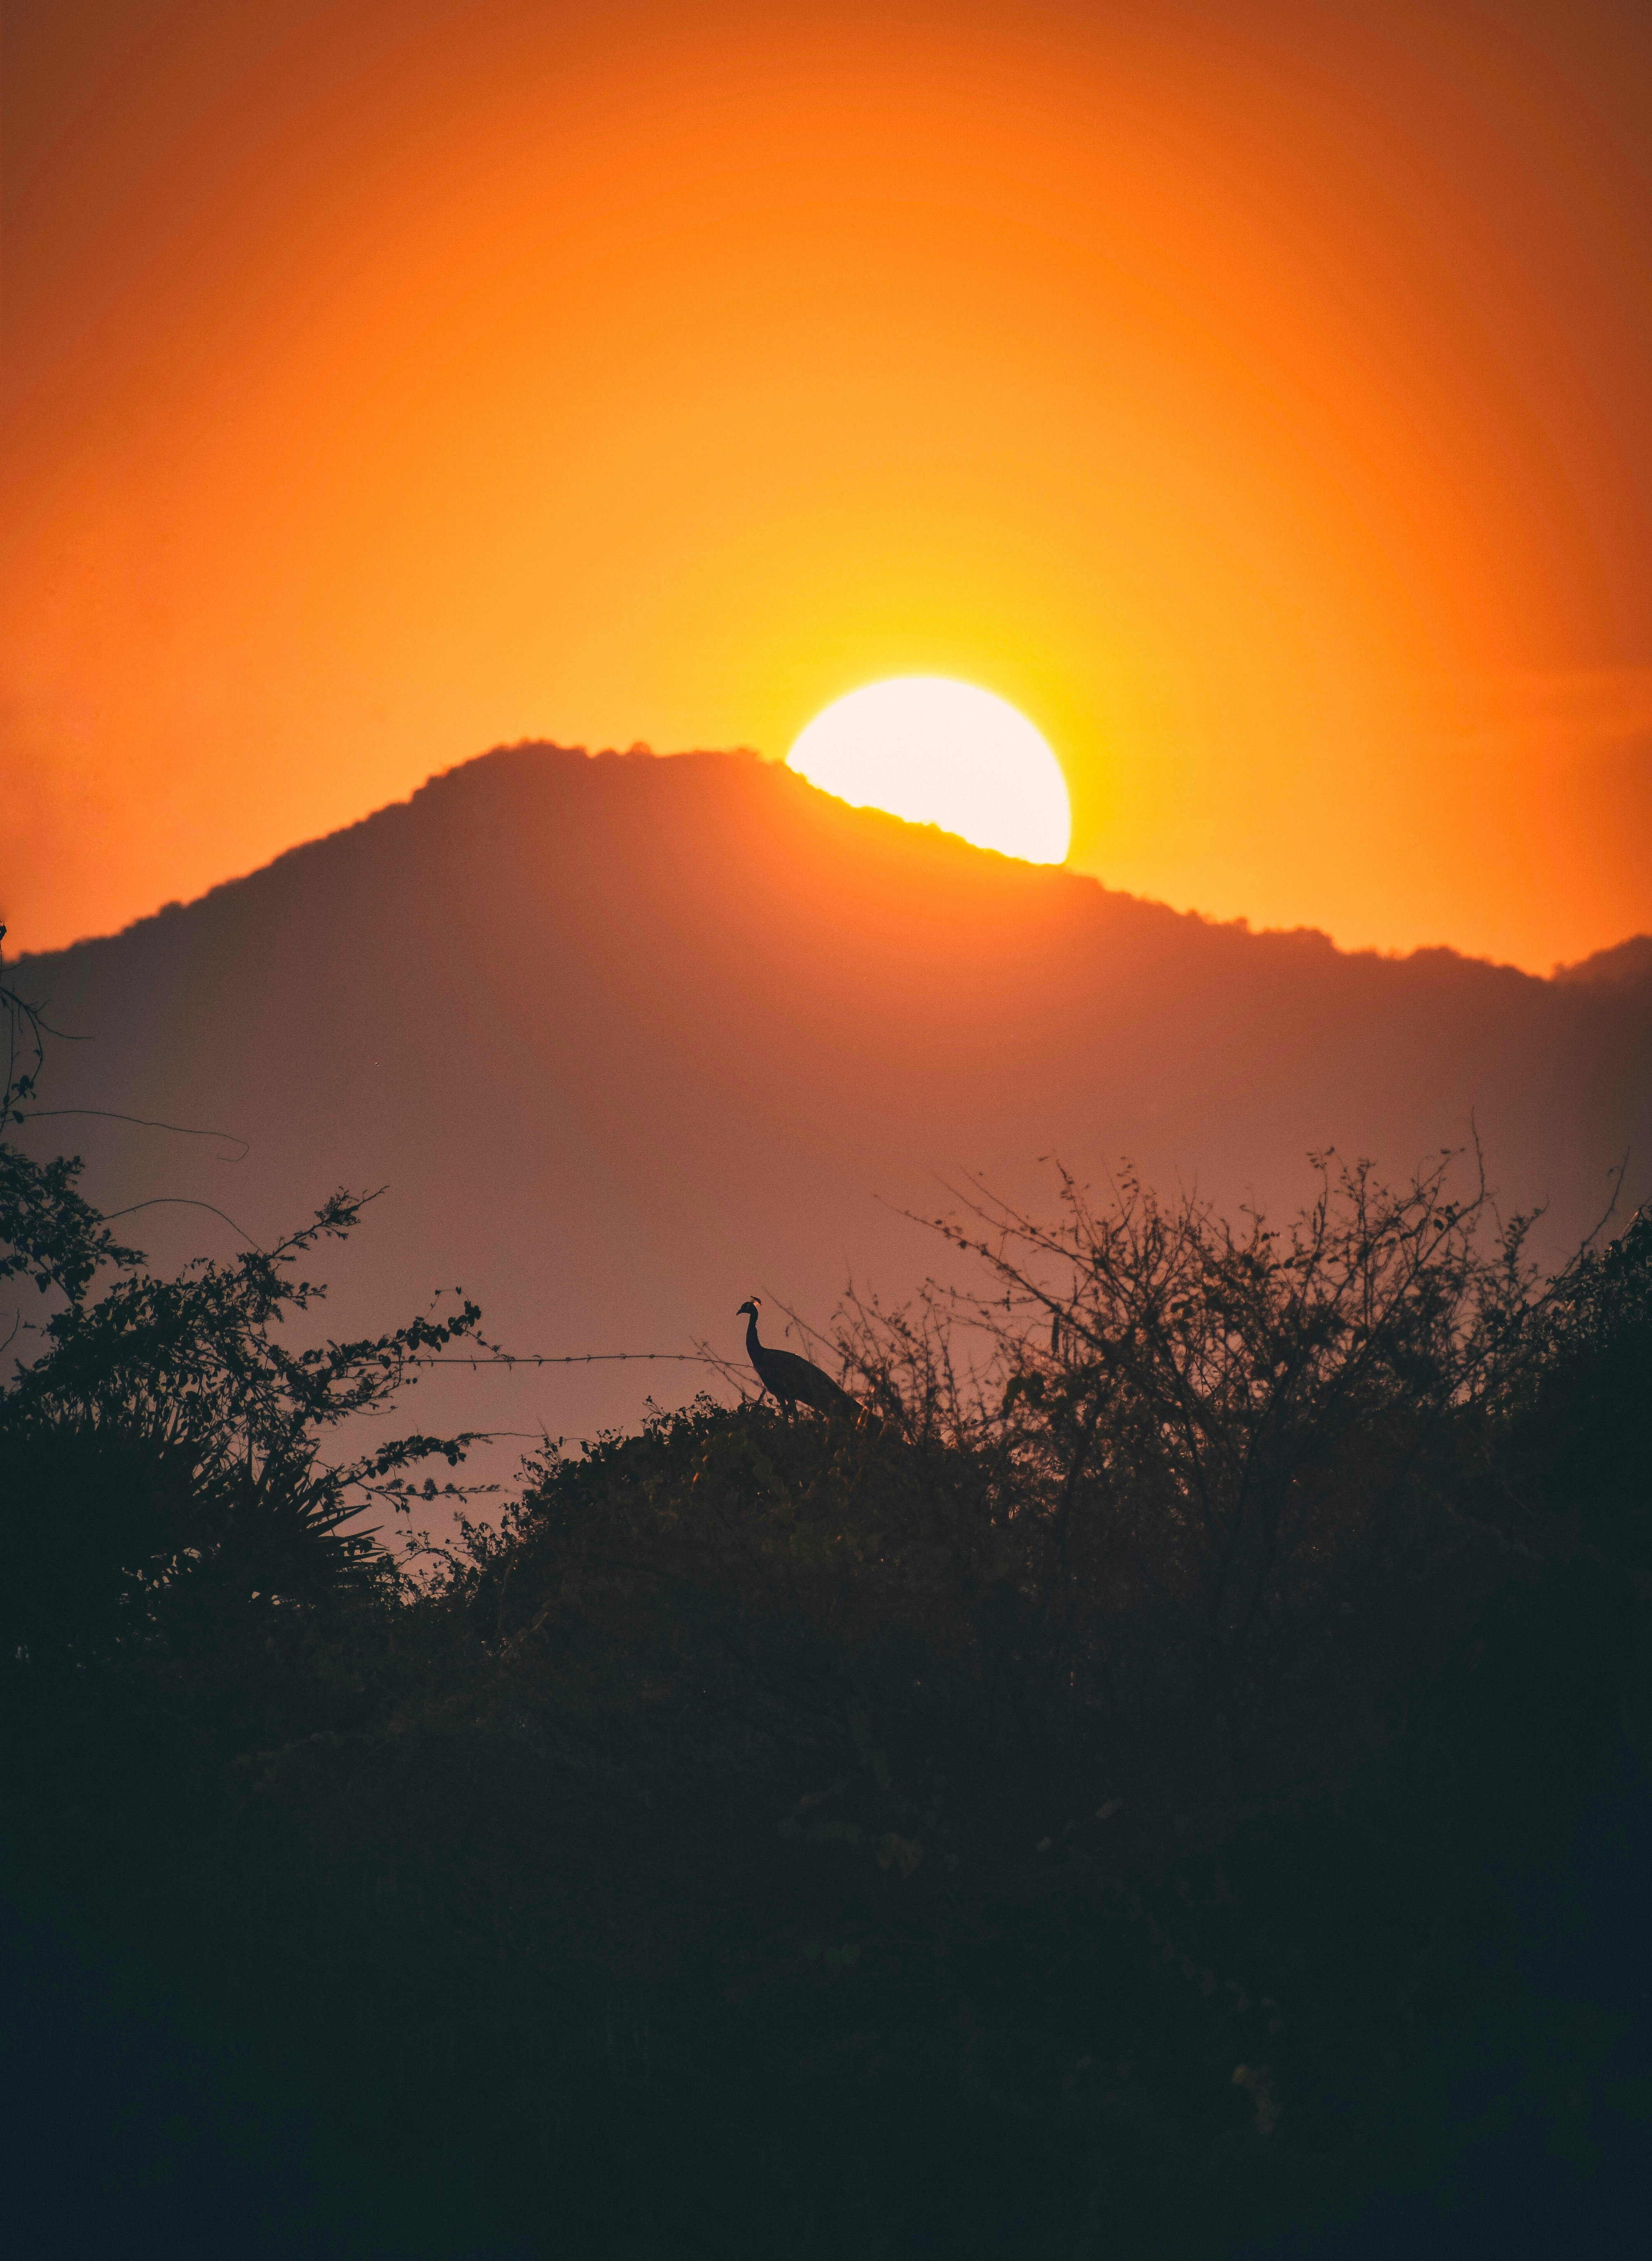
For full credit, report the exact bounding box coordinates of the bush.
[2,946,484,1674]
[6,932,1650,2258]
[793,1153,1618,1713]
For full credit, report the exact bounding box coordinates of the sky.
[3,0,1650,971]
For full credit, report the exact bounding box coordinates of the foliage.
[1,937,486,1666]
[776,1152,1609,1723]
[2,933,144,1312]
[3,932,1648,2257]
[0,1197,487,1663]
[1496,1198,1652,1553]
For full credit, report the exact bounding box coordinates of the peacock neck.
[745,1310,763,1360]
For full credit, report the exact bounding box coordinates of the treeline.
[2,951,1650,2258]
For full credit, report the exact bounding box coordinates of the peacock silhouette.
[736,1298,855,1417]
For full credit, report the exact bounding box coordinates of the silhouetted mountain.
[1554,934,1652,989]
[11,745,1651,1455]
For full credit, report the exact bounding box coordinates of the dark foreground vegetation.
[3,951,1650,2258]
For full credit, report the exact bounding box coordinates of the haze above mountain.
[10,746,1650,1463]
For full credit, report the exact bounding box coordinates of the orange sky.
[4,0,1650,970]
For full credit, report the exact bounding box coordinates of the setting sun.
[786,678,1071,865]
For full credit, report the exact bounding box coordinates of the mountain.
[1554,935,1652,989]
[10,745,1651,1468]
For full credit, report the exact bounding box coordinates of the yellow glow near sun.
[786,678,1072,865]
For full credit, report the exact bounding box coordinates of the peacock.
[736,1298,856,1417]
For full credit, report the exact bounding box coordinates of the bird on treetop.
[736,1298,855,1418]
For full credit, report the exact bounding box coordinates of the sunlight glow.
[786,678,1072,865]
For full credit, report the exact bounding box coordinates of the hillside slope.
[11,744,1650,1453]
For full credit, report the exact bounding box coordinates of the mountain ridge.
[15,739,1602,990]
[8,743,1649,1460]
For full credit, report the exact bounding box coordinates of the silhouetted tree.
[824,1151,1606,1711]
[2,929,486,1665]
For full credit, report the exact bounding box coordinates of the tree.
[828,1151,1590,1711]
[1,927,485,1665]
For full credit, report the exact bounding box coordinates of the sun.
[785,678,1072,865]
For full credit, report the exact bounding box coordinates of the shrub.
[2,946,485,1671]
[819,1153,1610,1715]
